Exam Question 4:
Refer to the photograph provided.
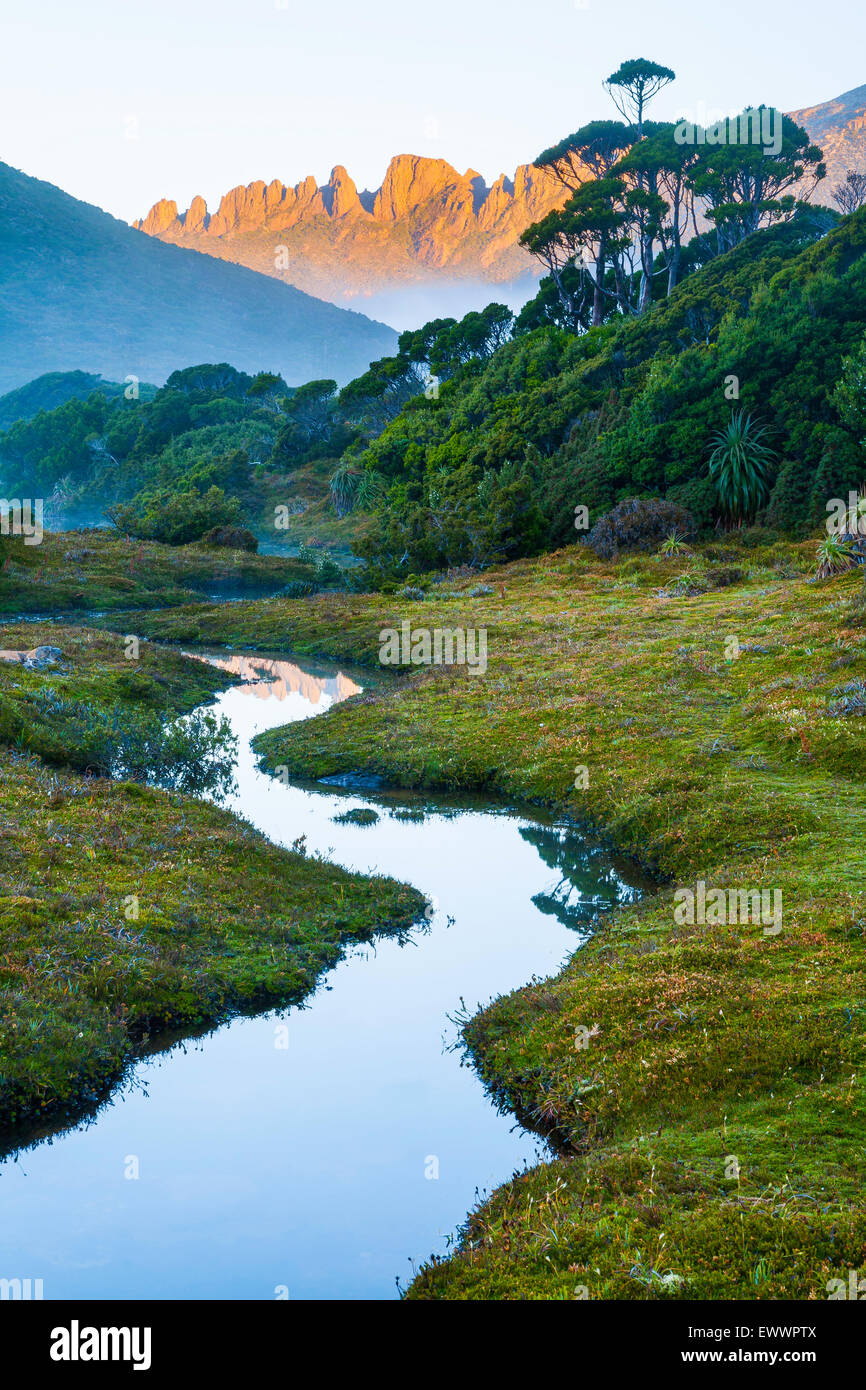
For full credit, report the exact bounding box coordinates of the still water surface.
[0,652,647,1299]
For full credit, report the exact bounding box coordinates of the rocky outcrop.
[133,154,565,308]
[790,83,866,197]
[137,198,178,236]
[0,645,63,670]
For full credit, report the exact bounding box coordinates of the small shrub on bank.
[200,525,258,553]
[587,498,694,560]
[0,688,237,798]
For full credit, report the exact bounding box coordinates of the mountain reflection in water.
[187,652,362,707]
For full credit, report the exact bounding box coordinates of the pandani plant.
[707,409,776,526]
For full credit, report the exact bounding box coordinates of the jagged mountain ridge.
[134,154,563,315]
[134,89,866,320]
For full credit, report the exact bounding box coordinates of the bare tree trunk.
[667,237,681,295]
[593,236,607,327]
[550,262,574,327]
[613,258,629,316]
[638,232,654,313]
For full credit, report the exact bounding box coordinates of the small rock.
[22,645,63,670]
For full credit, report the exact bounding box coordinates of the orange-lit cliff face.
[132,90,866,319]
[790,83,866,195]
[133,155,566,310]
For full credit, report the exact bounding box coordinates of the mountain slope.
[0,162,397,396]
[791,82,866,194]
[134,155,563,323]
[0,371,158,431]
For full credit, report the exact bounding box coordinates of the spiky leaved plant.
[354,470,386,512]
[815,533,856,580]
[659,529,688,556]
[328,464,362,518]
[707,410,777,526]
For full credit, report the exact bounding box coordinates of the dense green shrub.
[106,486,241,545]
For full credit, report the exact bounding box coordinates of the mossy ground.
[120,537,866,1299]
[0,621,233,768]
[0,528,317,615]
[0,620,230,712]
[0,625,424,1146]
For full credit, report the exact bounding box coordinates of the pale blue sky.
[2,0,864,223]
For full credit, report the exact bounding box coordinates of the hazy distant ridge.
[0,161,397,395]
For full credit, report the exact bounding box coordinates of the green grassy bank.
[0,528,318,616]
[117,537,866,1299]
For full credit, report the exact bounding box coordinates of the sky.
[2,0,865,225]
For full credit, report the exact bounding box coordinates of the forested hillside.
[347,210,866,578]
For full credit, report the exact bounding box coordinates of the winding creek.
[0,651,649,1300]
